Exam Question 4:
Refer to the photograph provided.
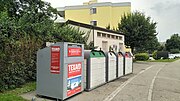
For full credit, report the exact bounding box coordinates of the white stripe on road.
[103,66,154,101]
[148,67,163,101]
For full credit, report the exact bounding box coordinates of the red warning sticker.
[68,48,82,57]
[50,46,60,74]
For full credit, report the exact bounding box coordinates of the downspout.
[92,26,95,47]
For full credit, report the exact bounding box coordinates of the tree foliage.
[0,0,58,19]
[0,0,88,91]
[117,11,158,53]
[136,37,160,53]
[165,34,180,52]
[170,49,180,54]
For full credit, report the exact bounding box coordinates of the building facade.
[57,0,131,29]
[67,20,125,52]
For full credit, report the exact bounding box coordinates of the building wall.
[64,3,131,29]
[69,24,125,52]
[94,30,125,52]
[112,6,131,28]
[91,6,112,28]
[65,9,90,24]
[69,25,94,45]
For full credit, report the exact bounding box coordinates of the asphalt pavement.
[21,60,180,101]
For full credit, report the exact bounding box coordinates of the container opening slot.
[92,52,95,55]
[68,44,82,48]
[110,53,112,56]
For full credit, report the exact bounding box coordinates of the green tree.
[106,24,111,30]
[0,0,58,19]
[145,37,160,53]
[135,37,160,53]
[158,45,165,51]
[0,0,88,91]
[165,34,180,51]
[117,11,158,53]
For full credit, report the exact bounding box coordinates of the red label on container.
[68,48,82,57]
[50,46,60,74]
[68,62,82,78]
[67,62,82,97]
[67,86,81,97]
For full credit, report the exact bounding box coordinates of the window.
[90,7,97,14]
[107,34,110,38]
[116,36,119,39]
[102,33,106,37]
[97,32,101,37]
[90,21,97,26]
[111,35,115,39]
[119,36,122,40]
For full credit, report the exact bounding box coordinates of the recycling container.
[84,50,106,91]
[106,51,118,82]
[37,42,84,100]
[124,52,133,75]
[117,52,124,78]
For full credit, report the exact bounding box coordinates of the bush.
[0,12,88,91]
[135,53,149,61]
[170,49,180,54]
[152,51,159,60]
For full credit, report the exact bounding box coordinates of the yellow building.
[57,0,131,29]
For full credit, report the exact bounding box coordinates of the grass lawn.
[147,58,180,62]
[0,82,36,101]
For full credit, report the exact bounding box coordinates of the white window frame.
[90,7,97,14]
[90,20,97,26]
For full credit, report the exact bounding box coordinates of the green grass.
[147,58,180,62]
[0,82,36,101]
[0,93,27,101]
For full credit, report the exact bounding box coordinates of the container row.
[84,50,133,91]
[36,42,133,100]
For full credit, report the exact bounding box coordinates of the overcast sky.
[43,0,180,42]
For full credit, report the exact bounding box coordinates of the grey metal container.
[124,52,133,75]
[36,42,84,100]
[84,50,106,91]
[105,51,118,82]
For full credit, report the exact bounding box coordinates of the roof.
[66,20,124,35]
[57,2,131,11]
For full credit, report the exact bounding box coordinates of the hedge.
[0,12,88,91]
[153,51,169,60]
[152,51,158,60]
[135,53,149,61]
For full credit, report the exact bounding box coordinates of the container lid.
[118,51,124,57]
[90,51,105,58]
[84,50,105,58]
[125,52,133,58]
[105,51,117,57]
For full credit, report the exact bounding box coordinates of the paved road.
[21,60,180,101]
[105,61,180,101]
[67,60,180,101]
